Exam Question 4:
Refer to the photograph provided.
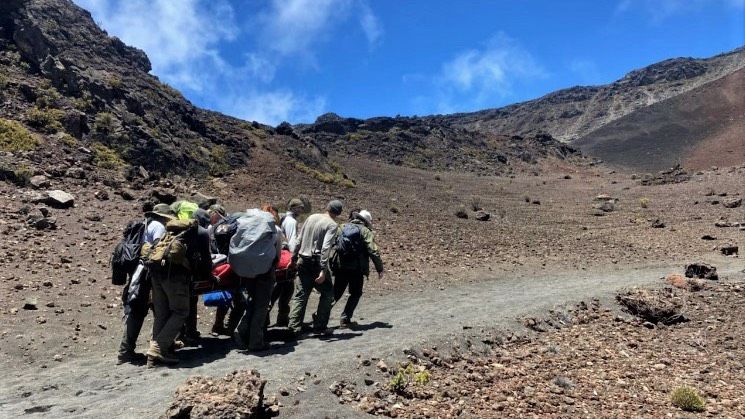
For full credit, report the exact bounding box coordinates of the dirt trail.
[1,261,741,418]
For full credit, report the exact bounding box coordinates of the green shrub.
[455,205,468,219]
[389,370,407,393]
[35,87,63,109]
[72,95,94,112]
[25,107,64,133]
[470,196,483,211]
[108,76,122,89]
[294,162,355,188]
[671,386,705,412]
[388,364,430,393]
[640,197,650,208]
[209,144,229,176]
[94,112,116,133]
[414,370,431,386]
[91,142,125,169]
[0,119,40,151]
[58,133,77,146]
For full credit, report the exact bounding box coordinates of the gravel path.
[2,261,740,418]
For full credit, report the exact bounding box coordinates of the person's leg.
[313,268,335,332]
[248,272,274,350]
[288,260,317,334]
[226,288,246,334]
[276,279,294,327]
[119,279,151,356]
[333,270,350,303]
[233,286,252,347]
[153,275,191,354]
[341,271,364,322]
[149,273,168,341]
[212,305,228,334]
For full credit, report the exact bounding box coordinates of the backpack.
[171,201,199,220]
[141,219,197,271]
[336,223,365,260]
[228,209,277,279]
[213,212,245,255]
[111,219,148,285]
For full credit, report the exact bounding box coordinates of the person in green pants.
[288,200,342,337]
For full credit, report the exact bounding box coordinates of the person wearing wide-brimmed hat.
[116,204,173,365]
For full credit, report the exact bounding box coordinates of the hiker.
[331,209,384,328]
[176,208,212,346]
[288,200,343,337]
[144,212,212,367]
[210,211,249,336]
[231,205,283,351]
[115,203,172,364]
[269,198,305,327]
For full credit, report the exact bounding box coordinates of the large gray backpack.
[228,209,277,278]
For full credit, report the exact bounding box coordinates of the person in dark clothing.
[332,209,384,329]
[146,218,212,367]
[116,204,172,365]
[177,209,212,346]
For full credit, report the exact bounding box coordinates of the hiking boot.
[146,345,179,368]
[180,334,200,347]
[211,325,229,337]
[233,331,247,350]
[116,351,146,365]
[275,314,290,328]
[312,327,334,337]
[339,318,357,329]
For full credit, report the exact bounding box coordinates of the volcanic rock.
[723,197,742,208]
[44,190,75,209]
[685,263,718,280]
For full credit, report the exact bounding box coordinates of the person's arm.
[291,224,303,264]
[319,223,338,270]
[196,227,213,279]
[363,228,384,276]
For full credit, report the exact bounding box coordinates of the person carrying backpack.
[288,200,343,337]
[141,213,212,367]
[331,209,384,329]
[230,205,283,351]
[210,211,249,336]
[114,203,172,365]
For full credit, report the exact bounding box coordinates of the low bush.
[0,118,39,151]
[92,142,125,169]
[470,196,483,211]
[294,162,355,188]
[455,205,468,219]
[640,197,650,208]
[25,107,64,133]
[671,386,705,412]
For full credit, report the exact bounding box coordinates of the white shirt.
[145,220,166,244]
[281,212,299,253]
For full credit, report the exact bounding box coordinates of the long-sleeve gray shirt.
[292,213,338,269]
[281,212,299,253]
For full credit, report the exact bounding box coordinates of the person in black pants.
[332,210,384,328]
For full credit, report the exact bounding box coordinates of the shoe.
[146,347,179,368]
[181,334,200,347]
[275,315,289,328]
[172,340,185,350]
[233,331,247,349]
[248,343,271,352]
[339,318,357,329]
[116,351,146,365]
[211,325,228,337]
[312,328,333,337]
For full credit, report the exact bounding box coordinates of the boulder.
[685,263,718,280]
[723,197,742,209]
[593,201,615,213]
[475,211,491,221]
[94,190,109,201]
[720,244,738,256]
[162,370,267,419]
[192,192,217,209]
[29,175,49,189]
[651,219,665,228]
[44,190,74,209]
[151,189,177,204]
[65,167,86,179]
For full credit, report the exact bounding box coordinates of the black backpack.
[111,219,149,285]
[213,212,243,255]
[335,223,365,266]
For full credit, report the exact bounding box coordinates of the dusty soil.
[0,159,743,368]
[4,262,743,418]
[330,276,745,418]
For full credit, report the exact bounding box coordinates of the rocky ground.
[0,157,743,368]
[329,275,745,418]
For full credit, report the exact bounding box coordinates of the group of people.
[114,198,384,368]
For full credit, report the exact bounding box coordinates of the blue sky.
[74,0,744,125]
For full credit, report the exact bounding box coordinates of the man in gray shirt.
[288,200,342,336]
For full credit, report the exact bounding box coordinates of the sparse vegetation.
[25,107,64,133]
[58,132,77,146]
[388,364,430,394]
[209,144,229,176]
[470,196,483,211]
[107,75,122,89]
[93,112,116,134]
[72,94,94,112]
[0,118,40,151]
[640,197,650,208]
[671,386,705,412]
[91,142,125,169]
[455,204,468,219]
[34,87,63,109]
[294,162,356,188]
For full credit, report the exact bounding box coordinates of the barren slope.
[574,68,745,171]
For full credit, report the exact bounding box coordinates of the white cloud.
[74,0,236,92]
[219,90,327,125]
[429,33,546,112]
[259,0,383,56]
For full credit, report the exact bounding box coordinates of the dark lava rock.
[475,211,491,221]
[685,263,719,281]
[651,219,665,228]
[723,197,742,209]
[43,190,75,209]
[720,244,738,256]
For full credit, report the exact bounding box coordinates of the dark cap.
[326,199,343,216]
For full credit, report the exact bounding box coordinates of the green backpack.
[170,201,199,221]
[141,219,197,270]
